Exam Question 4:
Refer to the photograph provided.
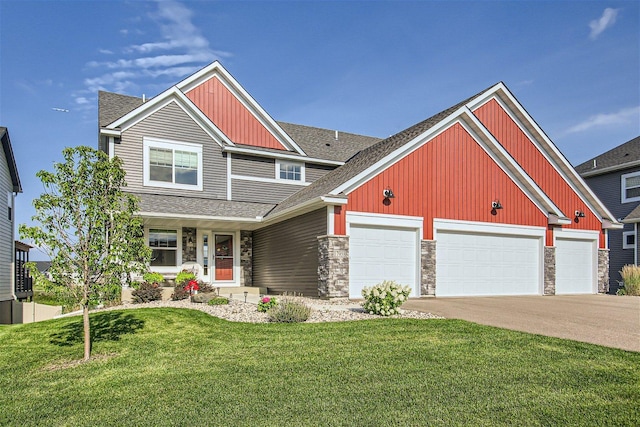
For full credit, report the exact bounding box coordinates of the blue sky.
[1,0,638,259]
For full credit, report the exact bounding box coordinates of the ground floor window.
[149,229,177,267]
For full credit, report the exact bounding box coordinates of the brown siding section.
[231,154,274,178]
[116,101,227,199]
[232,179,305,204]
[253,208,327,296]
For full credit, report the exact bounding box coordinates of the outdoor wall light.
[491,200,503,210]
[575,210,585,218]
[383,188,395,199]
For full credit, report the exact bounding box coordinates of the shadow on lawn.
[49,311,145,347]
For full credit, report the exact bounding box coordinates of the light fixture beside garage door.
[491,199,503,215]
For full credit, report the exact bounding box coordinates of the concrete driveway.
[402,295,640,352]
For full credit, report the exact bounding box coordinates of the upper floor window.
[623,231,635,250]
[621,171,640,203]
[143,137,203,191]
[277,160,304,182]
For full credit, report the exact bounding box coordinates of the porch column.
[240,231,253,287]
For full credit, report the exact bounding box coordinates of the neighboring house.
[0,127,23,324]
[99,61,620,298]
[575,136,640,294]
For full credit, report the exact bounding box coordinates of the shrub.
[267,299,311,323]
[143,272,164,286]
[257,296,277,312]
[171,284,190,301]
[198,281,215,293]
[618,265,640,296]
[362,280,411,316]
[131,282,163,303]
[207,297,229,306]
[176,270,196,286]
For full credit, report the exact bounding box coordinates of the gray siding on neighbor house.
[306,163,335,182]
[115,101,227,199]
[0,147,13,302]
[231,154,275,178]
[584,166,640,292]
[253,208,327,296]
[231,179,305,204]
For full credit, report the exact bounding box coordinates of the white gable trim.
[468,84,619,227]
[106,88,230,147]
[177,61,307,156]
[330,107,564,223]
[222,145,343,167]
[331,107,467,196]
[459,111,566,220]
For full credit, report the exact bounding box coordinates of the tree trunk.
[83,303,91,361]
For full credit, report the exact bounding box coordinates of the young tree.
[20,146,150,361]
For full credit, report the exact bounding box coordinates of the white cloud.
[566,106,640,133]
[589,8,619,40]
[81,0,231,97]
[75,97,90,105]
[98,49,114,55]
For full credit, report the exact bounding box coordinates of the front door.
[201,232,234,283]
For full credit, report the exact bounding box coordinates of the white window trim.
[146,227,182,271]
[143,137,203,191]
[275,159,305,182]
[623,230,635,250]
[621,171,640,203]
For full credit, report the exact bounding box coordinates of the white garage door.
[349,225,418,298]
[436,224,543,297]
[555,236,596,294]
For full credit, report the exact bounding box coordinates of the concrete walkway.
[402,295,640,352]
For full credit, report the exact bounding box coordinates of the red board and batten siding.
[185,76,287,150]
[334,123,548,239]
[473,100,605,248]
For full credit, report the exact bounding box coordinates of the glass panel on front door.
[215,235,233,281]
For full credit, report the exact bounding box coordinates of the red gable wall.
[185,76,287,150]
[334,123,548,239]
[473,99,604,247]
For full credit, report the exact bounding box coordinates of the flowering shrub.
[361,280,411,316]
[257,296,277,312]
[184,280,200,295]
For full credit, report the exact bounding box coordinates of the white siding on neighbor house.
[0,146,14,302]
[115,101,228,200]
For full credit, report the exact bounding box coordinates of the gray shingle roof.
[130,192,275,219]
[277,122,381,162]
[0,127,22,193]
[99,91,144,127]
[623,203,640,223]
[575,136,640,175]
[268,87,491,217]
[98,92,379,163]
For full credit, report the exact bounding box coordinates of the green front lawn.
[0,308,637,426]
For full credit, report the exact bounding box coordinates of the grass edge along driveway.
[0,307,638,426]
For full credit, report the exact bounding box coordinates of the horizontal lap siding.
[231,179,302,204]
[253,208,326,296]
[231,154,274,178]
[584,170,639,290]
[306,163,335,182]
[117,101,227,199]
[186,76,287,150]
[474,100,603,247]
[0,147,12,301]
[335,123,548,239]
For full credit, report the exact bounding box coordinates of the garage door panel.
[349,225,418,298]
[555,238,595,294]
[436,229,541,297]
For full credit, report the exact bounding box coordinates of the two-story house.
[99,61,619,298]
[576,136,640,293]
[0,127,24,324]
